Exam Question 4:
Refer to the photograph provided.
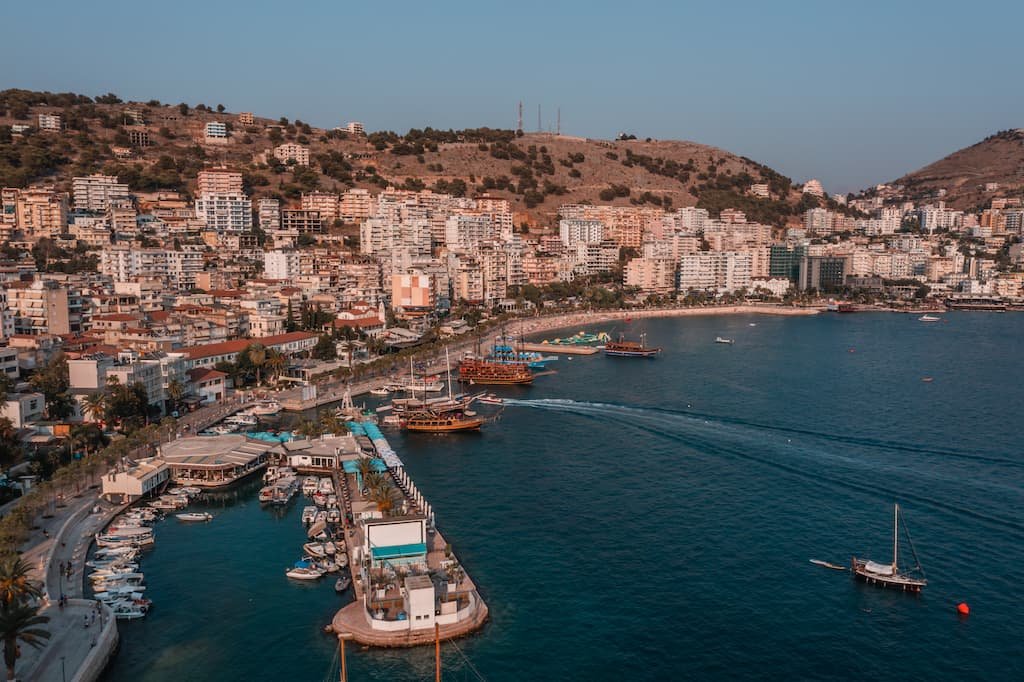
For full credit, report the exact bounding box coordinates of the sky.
[3,0,1022,194]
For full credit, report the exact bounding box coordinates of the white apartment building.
[750,183,770,198]
[194,193,253,232]
[72,174,129,212]
[919,205,962,233]
[258,198,281,231]
[274,143,310,166]
[99,247,204,289]
[559,219,604,246]
[301,192,339,224]
[803,179,825,197]
[38,114,62,131]
[346,122,365,136]
[197,169,244,195]
[340,189,373,222]
[204,122,228,139]
[264,250,301,280]
[444,215,496,250]
[804,208,834,235]
[678,251,753,293]
[4,280,71,336]
[570,241,619,277]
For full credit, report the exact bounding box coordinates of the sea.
[103,312,1024,681]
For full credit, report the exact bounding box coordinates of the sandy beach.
[515,304,820,339]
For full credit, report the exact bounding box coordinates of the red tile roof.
[179,331,317,360]
[187,368,227,382]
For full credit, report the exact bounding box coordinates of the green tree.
[28,352,72,420]
[312,335,337,361]
[0,600,50,681]
[0,557,41,606]
[247,345,267,386]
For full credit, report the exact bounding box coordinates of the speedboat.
[312,491,327,507]
[176,512,213,522]
[110,601,148,620]
[335,576,351,593]
[285,566,324,581]
[301,477,318,495]
[477,394,503,405]
[317,478,334,494]
[326,509,341,523]
[301,506,317,524]
[94,590,146,603]
[918,314,942,322]
[715,337,735,345]
[336,553,349,568]
[369,387,391,397]
[326,494,338,508]
[94,585,146,599]
[258,486,275,503]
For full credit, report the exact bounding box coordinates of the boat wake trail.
[503,398,1024,536]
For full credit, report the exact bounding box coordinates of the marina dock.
[328,425,489,647]
[518,341,599,355]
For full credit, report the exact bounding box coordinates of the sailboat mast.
[445,347,453,402]
[893,503,899,570]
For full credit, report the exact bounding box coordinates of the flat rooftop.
[160,434,276,469]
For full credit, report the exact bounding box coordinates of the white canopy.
[864,560,895,576]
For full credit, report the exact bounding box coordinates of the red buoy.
[957,602,970,616]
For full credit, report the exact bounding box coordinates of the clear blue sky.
[4,0,1021,193]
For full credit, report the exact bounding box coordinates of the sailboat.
[851,503,927,593]
[402,348,485,433]
[603,331,661,357]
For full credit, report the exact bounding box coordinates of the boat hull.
[851,558,926,593]
[603,349,660,357]
[403,418,484,433]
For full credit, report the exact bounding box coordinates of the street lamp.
[61,656,66,682]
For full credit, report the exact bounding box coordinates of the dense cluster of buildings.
[2,152,1024,433]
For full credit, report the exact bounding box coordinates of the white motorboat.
[323,541,339,556]
[147,499,179,510]
[319,561,339,573]
[224,413,258,426]
[110,601,148,620]
[208,424,238,435]
[285,567,324,581]
[919,314,942,322]
[477,394,503,405]
[176,512,213,522]
[93,546,138,559]
[312,491,327,507]
[326,509,341,524]
[334,576,351,593]
[336,553,349,568]
[89,566,140,580]
[313,510,328,525]
[369,387,391,396]
[86,560,138,572]
[326,494,339,508]
[301,506,317,524]
[180,486,203,497]
[301,477,318,495]
[94,590,146,603]
[715,337,735,345]
[91,577,146,593]
[317,478,334,494]
[307,520,327,539]
[250,400,282,416]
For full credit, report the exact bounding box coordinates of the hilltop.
[0,89,836,229]
[892,129,1024,210]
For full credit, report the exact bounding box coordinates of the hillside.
[0,89,823,229]
[893,129,1024,210]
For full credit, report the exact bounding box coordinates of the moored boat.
[604,332,661,357]
[458,357,533,385]
[175,512,213,522]
[851,503,927,593]
[714,337,735,345]
[335,576,351,593]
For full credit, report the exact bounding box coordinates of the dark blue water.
[105,313,1024,681]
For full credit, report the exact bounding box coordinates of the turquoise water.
[104,313,1024,680]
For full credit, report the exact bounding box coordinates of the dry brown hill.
[894,129,1024,210]
[0,89,833,229]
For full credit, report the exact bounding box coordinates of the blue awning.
[370,543,427,560]
[342,459,387,474]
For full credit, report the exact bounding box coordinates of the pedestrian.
[91,612,96,625]
[84,614,89,628]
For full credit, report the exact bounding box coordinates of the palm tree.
[0,601,50,681]
[0,557,41,607]
[265,350,287,385]
[166,379,185,413]
[248,345,267,386]
[317,410,347,436]
[82,391,107,424]
[293,418,321,441]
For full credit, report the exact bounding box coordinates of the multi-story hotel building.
[72,174,129,212]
